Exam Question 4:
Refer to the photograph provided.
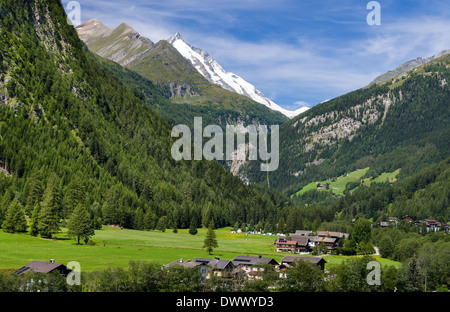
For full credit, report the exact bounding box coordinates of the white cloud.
[356,17,450,69]
[293,101,310,107]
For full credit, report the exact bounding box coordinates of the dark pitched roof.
[193,258,234,270]
[164,259,201,268]
[317,231,347,238]
[281,256,326,265]
[293,230,312,236]
[310,236,337,244]
[290,235,309,246]
[275,240,297,245]
[425,219,442,227]
[232,255,279,266]
[14,260,68,275]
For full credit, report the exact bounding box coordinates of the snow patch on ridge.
[168,33,309,118]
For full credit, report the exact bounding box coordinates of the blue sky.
[64,0,450,110]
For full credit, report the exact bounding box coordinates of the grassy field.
[293,168,400,196]
[324,255,402,268]
[0,226,401,272]
[0,226,280,271]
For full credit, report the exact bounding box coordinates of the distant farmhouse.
[280,256,326,271]
[165,257,235,280]
[231,255,279,280]
[14,260,72,276]
[379,216,448,233]
[424,219,442,232]
[276,230,349,254]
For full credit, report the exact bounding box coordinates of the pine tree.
[29,203,41,236]
[144,210,157,230]
[38,173,61,238]
[67,204,95,244]
[62,177,85,219]
[201,203,212,228]
[404,254,423,292]
[203,221,218,255]
[2,198,27,233]
[156,216,167,232]
[102,185,121,225]
[0,190,14,227]
[24,169,43,215]
[189,217,198,235]
[91,201,103,230]
[133,207,145,230]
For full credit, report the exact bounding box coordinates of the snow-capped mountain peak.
[168,33,308,118]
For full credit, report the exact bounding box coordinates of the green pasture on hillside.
[293,168,400,196]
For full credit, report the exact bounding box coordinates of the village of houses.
[162,229,345,282]
[13,216,448,284]
[164,216,448,282]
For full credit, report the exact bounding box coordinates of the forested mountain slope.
[0,0,286,233]
[242,54,450,194]
[332,156,450,223]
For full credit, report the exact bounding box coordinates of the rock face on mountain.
[168,33,309,118]
[75,19,154,66]
[74,18,112,43]
[368,50,450,86]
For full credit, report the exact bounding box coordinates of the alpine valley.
[0,0,449,295]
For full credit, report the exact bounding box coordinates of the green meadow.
[0,226,401,272]
[0,226,279,271]
[294,168,400,196]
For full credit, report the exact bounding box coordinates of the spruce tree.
[67,204,95,244]
[2,198,27,233]
[404,254,423,292]
[24,169,43,215]
[102,185,121,225]
[91,201,103,230]
[156,216,167,232]
[144,210,157,230]
[29,203,41,236]
[203,221,218,255]
[0,190,14,227]
[133,207,145,230]
[189,217,198,235]
[62,177,85,219]
[38,173,61,238]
